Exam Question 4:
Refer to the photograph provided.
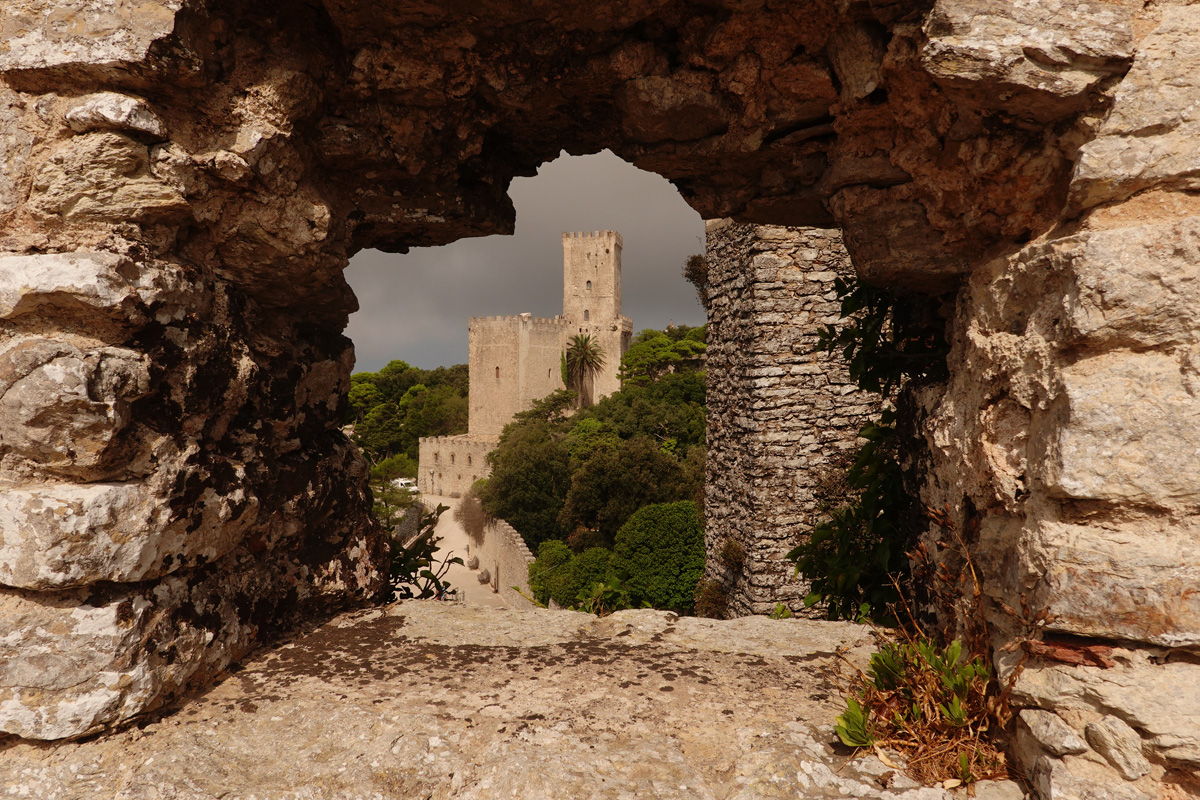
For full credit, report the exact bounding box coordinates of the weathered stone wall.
[474,518,536,608]
[704,221,880,617]
[467,314,568,437]
[3,2,1200,795]
[417,434,496,497]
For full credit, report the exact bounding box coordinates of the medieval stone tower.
[419,231,633,496]
[561,231,632,403]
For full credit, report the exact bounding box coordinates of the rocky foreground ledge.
[0,603,1023,799]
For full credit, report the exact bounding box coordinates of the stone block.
[0,476,259,589]
[1025,520,1200,649]
[0,0,184,74]
[0,251,146,323]
[1020,709,1088,757]
[1032,756,1151,800]
[1071,7,1200,209]
[1086,716,1150,781]
[1014,656,1200,767]
[28,132,189,223]
[1041,351,1200,506]
[921,0,1132,121]
[1059,219,1200,349]
[0,340,151,477]
[65,92,167,139]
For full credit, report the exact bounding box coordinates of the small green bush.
[528,540,572,605]
[555,547,613,608]
[611,501,705,614]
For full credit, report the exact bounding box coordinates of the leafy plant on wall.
[787,277,949,621]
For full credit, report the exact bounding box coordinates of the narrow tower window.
[451,453,455,465]
[467,455,473,466]
[584,309,590,321]
[495,366,500,379]
[586,280,592,290]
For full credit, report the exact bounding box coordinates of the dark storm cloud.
[344,150,706,373]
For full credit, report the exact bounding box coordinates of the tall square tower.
[561,231,633,401]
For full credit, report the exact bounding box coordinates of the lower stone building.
[417,434,496,497]
[704,220,882,617]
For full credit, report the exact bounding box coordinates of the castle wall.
[704,220,881,617]
[473,517,535,608]
[418,434,498,497]
[467,314,568,436]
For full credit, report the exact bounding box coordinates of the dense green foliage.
[787,278,948,621]
[788,416,908,621]
[611,501,705,613]
[618,325,706,388]
[558,436,697,543]
[480,330,706,552]
[368,454,419,529]
[817,278,948,396]
[478,419,573,550]
[526,501,706,615]
[682,254,710,312]
[347,360,469,461]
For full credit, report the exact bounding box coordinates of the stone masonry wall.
[417,434,496,497]
[704,220,881,618]
[474,518,535,608]
[467,314,568,437]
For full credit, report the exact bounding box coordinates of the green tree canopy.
[478,420,572,549]
[618,326,706,388]
[611,501,706,614]
[558,436,699,544]
[347,362,469,460]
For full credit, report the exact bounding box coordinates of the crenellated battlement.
[469,314,568,329]
[562,230,623,248]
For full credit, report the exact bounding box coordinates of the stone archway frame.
[1,2,1197,795]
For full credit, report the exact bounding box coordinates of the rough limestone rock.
[1020,710,1089,758]
[64,92,168,139]
[0,2,1199,798]
[0,603,964,799]
[1086,716,1151,782]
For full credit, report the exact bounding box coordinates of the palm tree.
[565,334,606,408]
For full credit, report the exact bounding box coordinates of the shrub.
[387,503,463,601]
[836,636,1006,785]
[566,525,606,553]
[719,539,746,573]
[528,540,573,605]
[611,501,705,614]
[554,547,613,608]
[693,578,728,619]
[454,482,490,548]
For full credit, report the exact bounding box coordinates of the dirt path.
[422,495,509,608]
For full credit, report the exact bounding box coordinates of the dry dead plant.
[832,506,1014,788]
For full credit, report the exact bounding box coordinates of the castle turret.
[560,231,633,402]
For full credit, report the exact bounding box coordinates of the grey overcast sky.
[344,150,707,373]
